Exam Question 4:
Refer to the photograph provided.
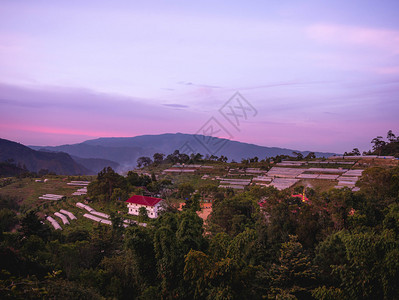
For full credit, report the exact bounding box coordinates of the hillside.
[71,156,120,174]
[32,133,337,172]
[0,138,90,175]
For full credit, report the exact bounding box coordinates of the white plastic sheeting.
[218,184,245,190]
[297,174,320,179]
[67,181,90,186]
[54,212,70,225]
[60,209,77,220]
[268,178,300,190]
[83,213,112,225]
[267,167,305,178]
[76,202,95,213]
[343,170,364,177]
[317,174,340,180]
[91,211,110,219]
[39,194,64,200]
[47,216,62,230]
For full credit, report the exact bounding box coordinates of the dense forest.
[1,131,399,299]
[1,164,398,299]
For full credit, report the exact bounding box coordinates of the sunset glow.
[1,0,398,152]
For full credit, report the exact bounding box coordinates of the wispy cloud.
[0,82,202,145]
[376,66,399,75]
[177,81,221,89]
[307,23,399,54]
[162,103,189,108]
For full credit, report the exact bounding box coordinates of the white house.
[126,195,163,219]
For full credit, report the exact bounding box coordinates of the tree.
[314,232,348,285]
[270,235,317,299]
[124,226,157,289]
[176,210,205,254]
[88,167,126,200]
[227,228,257,265]
[111,187,128,201]
[178,153,190,164]
[0,208,18,233]
[330,231,398,299]
[219,155,228,163]
[292,151,304,160]
[371,136,386,155]
[208,232,231,261]
[126,171,151,187]
[137,156,153,168]
[209,195,256,236]
[368,131,399,157]
[177,182,195,199]
[165,150,180,164]
[110,212,124,237]
[249,156,259,163]
[387,130,396,142]
[138,207,149,222]
[209,155,218,161]
[183,193,201,212]
[183,250,210,299]
[19,211,50,240]
[191,153,203,163]
[352,148,361,156]
[153,226,183,298]
[305,152,316,160]
[344,148,361,156]
[357,166,399,205]
[153,153,165,164]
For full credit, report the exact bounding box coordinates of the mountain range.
[0,138,89,175]
[28,133,337,173]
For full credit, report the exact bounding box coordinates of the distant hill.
[71,156,120,174]
[31,133,337,172]
[0,138,90,175]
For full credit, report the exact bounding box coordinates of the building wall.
[127,202,162,218]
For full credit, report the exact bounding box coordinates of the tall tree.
[88,167,126,200]
[153,153,165,164]
[136,156,153,168]
[270,235,317,299]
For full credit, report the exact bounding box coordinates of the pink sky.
[1,0,398,153]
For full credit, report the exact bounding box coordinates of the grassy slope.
[0,175,137,233]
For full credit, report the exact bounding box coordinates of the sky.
[0,0,398,153]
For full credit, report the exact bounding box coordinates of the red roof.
[126,195,163,206]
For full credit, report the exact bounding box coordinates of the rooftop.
[126,195,163,207]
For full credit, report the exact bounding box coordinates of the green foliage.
[209,232,231,261]
[176,210,205,254]
[19,211,51,240]
[183,193,201,212]
[126,171,152,187]
[209,194,257,236]
[270,235,318,299]
[312,285,344,300]
[137,156,153,168]
[357,166,399,203]
[138,206,149,222]
[177,182,195,199]
[0,208,18,233]
[183,250,211,299]
[1,154,399,299]
[87,167,127,200]
[370,130,399,156]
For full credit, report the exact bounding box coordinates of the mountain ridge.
[30,133,338,172]
[0,138,90,175]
